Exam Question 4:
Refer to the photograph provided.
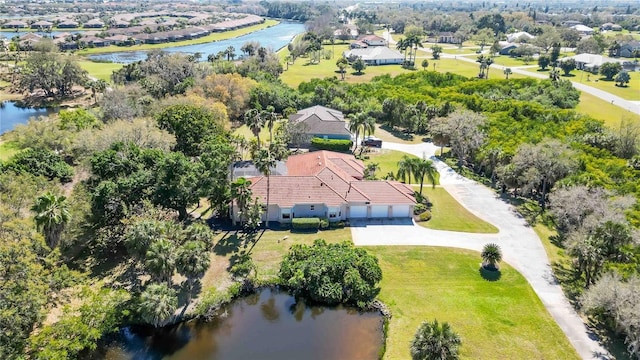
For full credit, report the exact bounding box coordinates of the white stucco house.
[343,47,404,65]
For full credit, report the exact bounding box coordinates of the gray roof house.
[289,105,352,144]
[620,41,640,58]
[343,47,404,65]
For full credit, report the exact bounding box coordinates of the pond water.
[101,288,384,360]
[0,101,58,135]
[88,22,305,64]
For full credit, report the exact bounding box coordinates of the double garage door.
[349,205,411,219]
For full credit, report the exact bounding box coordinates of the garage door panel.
[370,205,388,218]
[350,206,367,218]
[392,205,410,218]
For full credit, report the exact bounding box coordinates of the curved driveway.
[351,141,610,359]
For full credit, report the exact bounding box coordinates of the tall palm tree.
[145,239,176,286]
[243,108,264,145]
[254,148,276,229]
[184,222,215,250]
[397,155,415,184]
[139,284,178,328]
[396,38,408,66]
[413,157,439,194]
[410,320,461,360]
[225,46,236,61]
[363,115,376,139]
[348,112,367,151]
[481,243,502,270]
[124,219,164,260]
[31,192,70,249]
[231,177,253,226]
[176,240,210,303]
[261,105,278,143]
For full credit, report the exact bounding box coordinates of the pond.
[0,101,58,135]
[101,288,384,360]
[88,22,305,64]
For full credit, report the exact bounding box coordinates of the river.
[88,22,305,64]
[100,288,384,359]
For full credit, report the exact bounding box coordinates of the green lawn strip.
[421,57,526,80]
[533,223,567,266]
[0,140,19,161]
[413,186,499,234]
[490,55,530,67]
[362,149,420,180]
[77,60,123,81]
[575,92,638,128]
[370,246,580,360]
[441,47,480,55]
[75,20,279,55]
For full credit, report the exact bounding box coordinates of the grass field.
[415,186,499,233]
[575,91,639,128]
[77,60,124,82]
[417,55,527,80]
[76,20,279,55]
[0,140,19,161]
[370,246,579,360]
[571,70,640,101]
[373,124,426,144]
[441,47,480,55]
[362,148,421,180]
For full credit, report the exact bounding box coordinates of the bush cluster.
[418,210,432,222]
[310,138,353,152]
[292,217,320,230]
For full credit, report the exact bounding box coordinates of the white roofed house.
[343,47,404,65]
[560,54,625,73]
[506,31,535,43]
[571,24,594,36]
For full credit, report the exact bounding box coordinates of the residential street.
[351,141,611,360]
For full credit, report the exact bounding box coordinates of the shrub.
[414,203,428,215]
[3,148,74,183]
[310,138,353,152]
[279,239,382,308]
[418,210,432,222]
[195,282,242,318]
[329,221,345,229]
[292,217,320,231]
[319,218,329,230]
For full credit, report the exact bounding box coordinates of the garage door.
[392,205,411,218]
[349,206,367,218]
[370,205,389,218]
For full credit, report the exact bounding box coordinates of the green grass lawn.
[575,91,639,128]
[533,223,567,266]
[373,124,426,144]
[370,246,579,360]
[362,148,420,180]
[77,60,123,81]
[490,55,530,67]
[421,56,526,80]
[76,20,279,55]
[441,47,480,55]
[414,186,499,233]
[0,140,19,162]
[571,70,640,101]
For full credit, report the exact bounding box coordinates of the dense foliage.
[279,239,382,308]
[2,148,73,183]
[310,137,352,152]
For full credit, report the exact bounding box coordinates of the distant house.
[20,33,42,42]
[360,34,387,47]
[619,41,640,58]
[84,19,105,29]
[105,35,134,46]
[288,105,352,145]
[343,47,404,65]
[560,54,625,73]
[31,20,53,29]
[600,23,615,31]
[57,20,78,28]
[83,36,111,47]
[562,20,583,28]
[3,20,27,29]
[506,31,534,43]
[611,24,623,31]
[113,20,129,28]
[571,24,594,36]
[231,150,416,224]
[497,41,519,55]
[436,32,459,44]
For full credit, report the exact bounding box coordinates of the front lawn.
[362,148,422,181]
[575,91,638,128]
[573,70,640,101]
[370,246,580,360]
[77,60,124,82]
[414,186,499,234]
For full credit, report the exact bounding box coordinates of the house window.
[310,205,315,211]
[282,213,291,219]
[329,213,337,218]
[261,205,267,211]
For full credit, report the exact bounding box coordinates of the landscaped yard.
[77,60,124,82]
[414,186,499,234]
[575,91,639,128]
[372,124,426,144]
[571,70,640,101]
[362,148,422,181]
[370,246,580,360]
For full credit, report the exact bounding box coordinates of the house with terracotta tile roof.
[288,105,352,146]
[231,151,416,224]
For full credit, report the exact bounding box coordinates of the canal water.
[88,22,305,64]
[101,288,384,360]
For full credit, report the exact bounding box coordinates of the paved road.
[352,141,610,360]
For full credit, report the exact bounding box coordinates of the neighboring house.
[20,33,42,42]
[83,36,111,47]
[436,32,459,44]
[620,41,640,58]
[611,24,623,31]
[497,41,519,55]
[506,31,534,43]
[600,23,615,31]
[343,47,404,65]
[84,19,105,29]
[31,20,53,29]
[2,20,27,28]
[562,20,583,28]
[560,54,625,73]
[113,20,130,28]
[231,150,416,224]
[361,34,387,46]
[289,105,352,144]
[571,24,594,36]
[57,20,78,28]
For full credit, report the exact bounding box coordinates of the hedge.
[292,217,320,230]
[311,138,353,152]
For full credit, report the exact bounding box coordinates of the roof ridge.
[387,181,419,202]
[313,175,350,201]
[347,182,371,201]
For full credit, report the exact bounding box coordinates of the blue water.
[88,22,305,64]
[0,101,58,135]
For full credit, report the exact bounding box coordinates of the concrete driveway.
[352,141,610,359]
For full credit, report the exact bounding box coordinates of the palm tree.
[397,155,415,184]
[348,112,367,151]
[503,68,512,79]
[244,108,264,145]
[225,46,236,61]
[139,284,178,328]
[184,222,215,250]
[362,115,376,139]
[176,240,210,303]
[481,243,502,270]
[124,219,164,260]
[231,177,253,226]
[253,148,276,229]
[31,192,70,249]
[396,37,408,65]
[145,239,176,286]
[410,320,461,360]
[549,67,560,84]
[261,105,278,143]
[413,157,439,194]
